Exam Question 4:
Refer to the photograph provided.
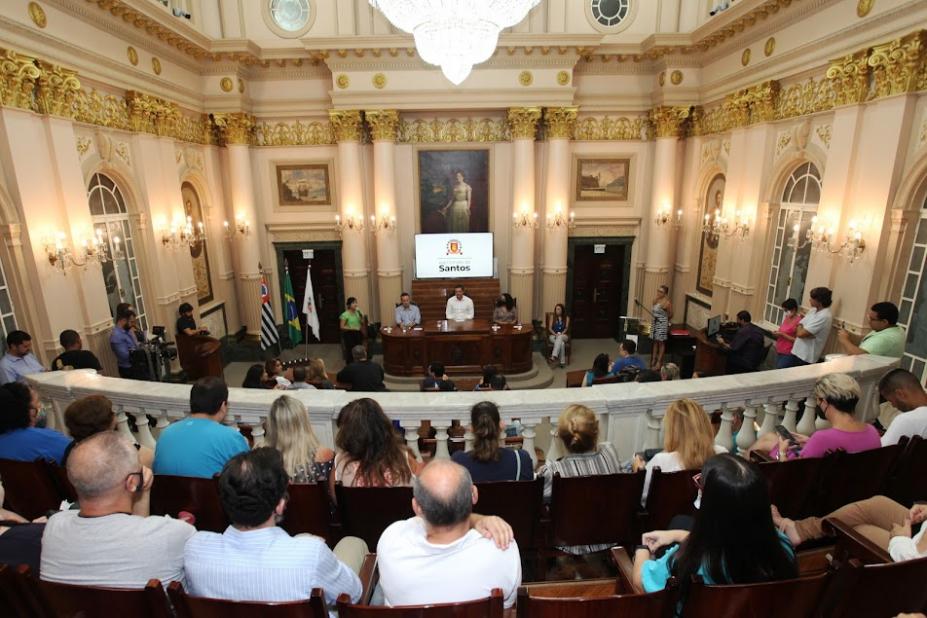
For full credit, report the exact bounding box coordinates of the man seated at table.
[176,302,209,337]
[420,362,456,392]
[395,292,421,327]
[446,286,474,321]
[336,345,386,392]
[716,310,766,374]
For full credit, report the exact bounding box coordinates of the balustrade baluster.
[433,421,451,459]
[758,402,782,437]
[404,425,423,462]
[127,407,156,449]
[715,405,733,450]
[114,406,134,442]
[796,395,817,435]
[781,399,800,432]
[152,410,171,440]
[546,425,564,464]
[521,421,538,467]
[736,404,759,452]
[251,423,266,448]
[645,409,662,450]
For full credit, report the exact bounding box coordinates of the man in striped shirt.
[183,448,365,609]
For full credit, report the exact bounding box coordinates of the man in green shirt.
[837,301,905,358]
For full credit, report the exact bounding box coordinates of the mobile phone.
[775,424,798,446]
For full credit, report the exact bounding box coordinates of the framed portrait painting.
[574,157,631,202]
[276,163,331,206]
[417,149,490,234]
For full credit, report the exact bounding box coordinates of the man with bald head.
[40,432,195,587]
[376,459,521,608]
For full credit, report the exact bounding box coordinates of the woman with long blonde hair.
[265,395,334,482]
[635,398,726,503]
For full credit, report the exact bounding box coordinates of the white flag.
[302,265,321,341]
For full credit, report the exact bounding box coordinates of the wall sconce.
[702,208,750,241]
[45,229,113,272]
[655,204,682,229]
[513,207,538,230]
[335,211,366,233]
[370,209,397,233]
[797,217,865,263]
[546,205,575,230]
[161,215,204,250]
[223,216,250,239]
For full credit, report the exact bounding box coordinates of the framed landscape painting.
[574,157,631,202]
[276,163,331,206]
[417,148,490,234]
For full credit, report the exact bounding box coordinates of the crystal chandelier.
[369,0,541,85]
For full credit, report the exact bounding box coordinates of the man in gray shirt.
[41,431,195,588]
[395,292,421,327]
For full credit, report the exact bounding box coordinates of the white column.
[508,108,541,322]
[541,108,576,311]
[368,110,403,324]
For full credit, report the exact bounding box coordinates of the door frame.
[565,236,634,340]
[272,241,344,337]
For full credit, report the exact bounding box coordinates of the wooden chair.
[474,478,545,550]
[565,370,586,388]
[642,468,699,532]
[752,456,826,519]
[822,553,927,617]
[815,445,901,514]
[149,475,228,532]
[334,485,414,549]
[336,588,504,617]
[0,459,65,520]
[0,564,42,618]
[888,434,927,506]
[543,312,571,365]
[167,582,327,618]
[549,472,645,551]
[46,461,78,503]
[17,565,173,618]
[279,482,333,542]
[825,517,892,566]
[680,571,832,618]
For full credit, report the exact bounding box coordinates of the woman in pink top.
[772,298,802,369]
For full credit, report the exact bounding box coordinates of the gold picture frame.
[574,157,631,202]
[276,163,332,206]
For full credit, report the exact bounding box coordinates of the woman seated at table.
[747,373,881,460]
[581,353,611,387]
[492,293,518,324]
[632,453,797,594]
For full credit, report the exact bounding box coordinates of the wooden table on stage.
[381,319,533,376]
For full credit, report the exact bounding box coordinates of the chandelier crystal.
[369,0,541,85]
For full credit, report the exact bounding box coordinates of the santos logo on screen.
[415,233,493,278]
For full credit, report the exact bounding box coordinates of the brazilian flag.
[283,262,302,346]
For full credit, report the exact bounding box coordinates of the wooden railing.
[27,354,898,465]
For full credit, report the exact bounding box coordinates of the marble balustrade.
[27,354,898,464]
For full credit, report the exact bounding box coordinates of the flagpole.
[304,261,311,359]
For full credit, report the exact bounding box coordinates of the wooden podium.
[175,332,223,380]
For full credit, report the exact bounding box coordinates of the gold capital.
[0,48,40,111]
[868,30,927,99]
[365,109,400,142]
[745,80,781,124]
[650,106,690,138]
[543,107,578,140]
[825,50,871,107]
[211,112,255,145]
[329,109,364,142]
[507,107,542,140]
[125,91,181,137]
[35,60,80,119]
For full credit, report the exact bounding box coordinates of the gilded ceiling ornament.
[557,70,570,86]
[518,71,533,87]
[544,107,578,140]
[741,48,751,67]
[211,112,256,145]
[572,116,647,141]
[0,48,41,111]
[867,31,926,99]
[372,73,387,89]
[650,106,690,138]
[765,37,776,57]
[28,2,46,29]
[397,117,509,143]
[775,76,836,120]
[127,46,138,66]
[670,70,683,85]
[220,77,233,92]
[857,0,874,18]
[366,110,400,141]
[126,90,181,136]
[507,107,542,140]
[253,120,334,146]
[152,57,162,75]
[825,50,870,107]
[815,124,832,148]
[73,89,131,131]
[659,72,665,86]
[328,110,363,142]
[745,80,781,124]
[35,60,81,119]
[336,74,349,89]
[238,78,245,93]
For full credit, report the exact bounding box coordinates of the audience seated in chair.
[307,358,335,389]
[632,454,797,594]
[377,459,521,608]
[286,365,316,390]
[0,480,44,573]
[878,368,927,446]
[265,357,291,389]
[152,377,249,479]
[51,329,103,373]
[183,447,365,607]
[474,365,498,391]
[636,370,663,383]
[582,354,611,388]
[451,401,532,482]
[660,363,680,381]
[62,395,153,469]
[748,373,880,460]
[492,293,518,324]
[611,339,645,375]
[546,303,571,367]
[420,362,456,392]
[241,363,271,389]
[0,382,70,465]
[40,432,195,588]
[336,345,386,392]
[265,395,334,482]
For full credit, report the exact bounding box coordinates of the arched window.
[763,162,822,325]
[898,192,927,381]
[87,173,148,331]
[0,256,18,356]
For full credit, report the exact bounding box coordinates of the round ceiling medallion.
[857,0,874,18]
[764,37,776,57]
[28,2,47,29]
[127,46,138,66]
[557,70,570,86]
[670,70,683,85]
[372,73,387,89]
[152,57,162,75]
[220,77,234,92]
[518,71,533,87]
[741,48,751,67]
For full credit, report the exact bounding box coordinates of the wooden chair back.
[47,461,78,503]
[335,484,414,549]
[0,459,64,520]
[336,588,504,617]
[825,517,891,565]
[473,478,544,549]
[681,571,832,618]
[167,582,327,618]
[822,555,927,618]
[279,482,332,541]
[549,472,645,548]
[590,374,623,386]
[643,467,699,531]
[816,445,901,514]
[888,434,927,506]
[515,585,670,618]
[149,475,228,532]
[754,457,825,519]
[0,564,42,618]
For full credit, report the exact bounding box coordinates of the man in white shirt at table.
[445,286,474,321]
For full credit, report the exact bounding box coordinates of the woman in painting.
[441,170,472,233]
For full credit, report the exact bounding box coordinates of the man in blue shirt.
[394,292,421,327]
[0,330,45,385]
[109,310,137,379]
[153,377,249,478]
[611,339,645,375]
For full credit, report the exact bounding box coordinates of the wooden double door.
[276,243,343,344]
[567,239,633,339]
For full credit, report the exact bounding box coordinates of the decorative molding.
[35,60,80,119]
[254,120,334,146]
[219,77,233,92]
[335,74,349,89]
[741,48,752,67]
[75,135,91,156]
[920,118,927,146]
[114,141,130,166]
[543,107,578,140]
[127,46,138,66]
[328,109,363,142]
[28,2,47,29]
[366,109,400,142]
[670,70,683,85]
[857,0,875,18]
[0,48,41,111]
[212,112,255,145]
[650,106,691,138]
[518,70,533,87]
[151,57,161,75]
[765,37,776,57]
[397,117,509,143]
[825,49,870,107]
[507,107,541,140]
[572,115,649,141]
[867,30,927,99]
[372,72,386,89]
[570,224,638,238]
[556,70,570,85]
[816,124,832,148]
[776,132,792,157]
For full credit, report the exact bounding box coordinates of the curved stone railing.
[27,354,898,465]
